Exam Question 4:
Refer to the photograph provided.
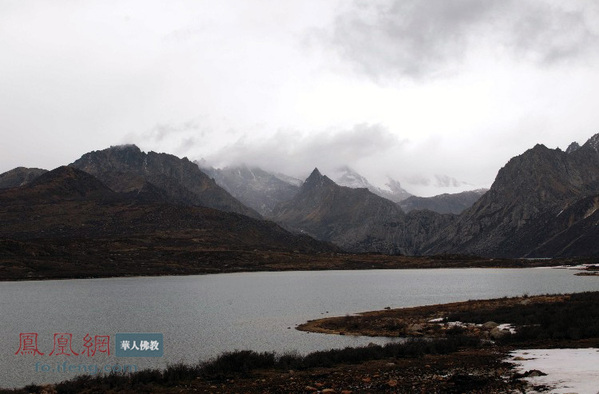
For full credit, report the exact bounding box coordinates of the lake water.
[2,267,599,388]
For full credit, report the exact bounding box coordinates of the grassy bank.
[1,236,591,281]
[2,337,483,393]
[298,292,599,347]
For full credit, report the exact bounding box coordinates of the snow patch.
[496,323,516,334]
[508,348,599,393]
[553,263,599,270]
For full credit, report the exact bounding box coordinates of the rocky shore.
[297,294,569,339]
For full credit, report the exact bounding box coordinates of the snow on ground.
[497,323,516,334]
[507,348,599,393]
[553,264,599,270]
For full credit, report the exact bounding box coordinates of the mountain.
[0,167,47,189]
[70,145,260,219]
[4,134,599,260]
[0,165,339,279]
[0,165,328,250]
[199,163,300,216]
[198,164,413,218]
[510,193,599,257]
[400,189,487,214]
[384,178,414,202]
[0,166,116,204]
[271,134,599,258]
[332,166,412,202]
[423,134,599,257]
[271,168,451,254]
[566,141,581,154]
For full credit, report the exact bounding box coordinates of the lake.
[1,267,598,388]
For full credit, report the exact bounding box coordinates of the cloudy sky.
[2,0,599,196]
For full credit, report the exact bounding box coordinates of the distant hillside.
[0,167,47,189]
[400,189,487,214]
[199,164,300,216]
[332,166,412,202]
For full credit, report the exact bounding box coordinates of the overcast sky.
[2,0,599,196]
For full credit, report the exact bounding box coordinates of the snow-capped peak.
[332,166,371,189]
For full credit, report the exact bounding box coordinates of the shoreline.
[296,294,572,339]
[1,248,594,281]
[0,263,584,283]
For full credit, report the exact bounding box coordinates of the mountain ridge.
[70,145,261,219]
[199,162,300,216]
[2,133,599,259]
[422,134,599,257]
[0,165,336,253]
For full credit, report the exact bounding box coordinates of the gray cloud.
[405,174,432,187]
[509,2,598,65]
[122,119,210,158]
[435,174,468,188]
[143,120,203,142]
[205,123,405,178]
[327,0,599,80]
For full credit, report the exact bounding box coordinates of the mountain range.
[1,133,599,262]
[198,164,414,217]
[422,135,599,257]
[268,134,599,257]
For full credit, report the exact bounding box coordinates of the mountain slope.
[400,189,487,214]
[0,167,47,189]
[70,145,260,219]
[0,166,117,204]
[271,168,451,254]
[332,166,412,202]
[423,134,599,257]
[513,194,599,257]
[0,166,336,253]
[200,164,300,216]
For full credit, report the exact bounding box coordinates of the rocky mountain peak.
[423,133,599,257]
[302,168,335,190]
[308,167,322,179]
[583,133,599,153]
[272,167,412,254]
[110,144,142,153]
[566,142,581,154]
[75,144,145,173]
[71,146,261,219]
[333,166,370,189]
[330,166,412,203]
